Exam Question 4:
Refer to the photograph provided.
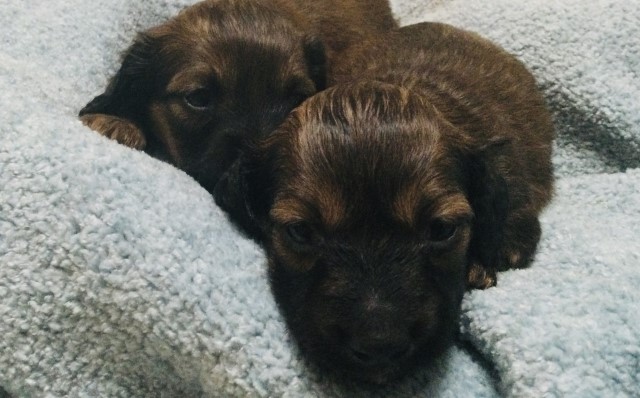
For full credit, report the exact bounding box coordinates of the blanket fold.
[1,0,638,396]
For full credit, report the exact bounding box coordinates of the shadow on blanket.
[551,89,640,172]
[0,0,639,396]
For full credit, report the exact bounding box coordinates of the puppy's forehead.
[178,0,300,29]
[278,83,464,228]
[293,83,445,184]
[157,1,308,90]
[171,0,304,49]
[296,82,443,153]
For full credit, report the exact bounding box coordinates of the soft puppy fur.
[214,22,554,383]
[79,0,396,192]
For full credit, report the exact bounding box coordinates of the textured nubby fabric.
[0,0,638,396]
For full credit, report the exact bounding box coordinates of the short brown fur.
[79,0,397,192]
[80,114,146,149]
[214,22,554,383]
[331,23,555,286]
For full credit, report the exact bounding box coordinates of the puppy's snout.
[345,304,414,366]
[349,337,412,365]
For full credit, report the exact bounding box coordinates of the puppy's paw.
[504,249,529,269]
[466,262,497,290]
[500,215,542,270]
[80,114,146,150]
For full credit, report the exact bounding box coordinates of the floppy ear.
[213,152,275,243]
[463,138,510,286]
[303,37,327,91]
[79,33,159,149]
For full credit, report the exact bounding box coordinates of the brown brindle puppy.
[79,0,396,192]
[214,22,554,383]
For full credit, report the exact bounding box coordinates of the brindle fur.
[331,23,555,288]
[79,0,396,192]
[215,22,554,383]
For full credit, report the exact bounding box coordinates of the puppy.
[79,0,396,192]
[214,22,554,383]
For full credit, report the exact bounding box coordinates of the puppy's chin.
[295,319,457,385]
[268,258,464,385]
[344,348,445,385]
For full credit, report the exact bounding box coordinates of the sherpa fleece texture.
[0,0,638,397]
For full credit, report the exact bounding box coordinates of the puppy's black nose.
[343,295,416,365]
[348,339,412,365]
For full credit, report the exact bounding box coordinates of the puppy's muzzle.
[333,299,416,367]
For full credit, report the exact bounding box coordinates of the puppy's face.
[80,0,325,192]
[220,83,480,383]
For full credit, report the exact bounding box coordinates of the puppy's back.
[333,23,548,132]
[290,0,397,61]
[332,22,554,209]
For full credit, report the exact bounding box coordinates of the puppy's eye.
[184,88,213,110]
[427,219,458,244]
[285,222,315,247]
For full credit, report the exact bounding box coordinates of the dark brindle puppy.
[79,0,396,192]
[215,22,554,383]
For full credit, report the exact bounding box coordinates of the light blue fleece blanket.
[0,0,638,396]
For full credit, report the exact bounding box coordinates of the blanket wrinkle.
[1,0,639,397]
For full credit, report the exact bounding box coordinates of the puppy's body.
[331,23,555,287]
[80,0,396,192]
[215,22,554,383]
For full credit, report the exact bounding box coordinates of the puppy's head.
[215,81,505,383]
[80,0,325,192]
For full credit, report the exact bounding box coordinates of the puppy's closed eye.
[283,222,318,248]
[425,218,461,245]
[272,222,321,272]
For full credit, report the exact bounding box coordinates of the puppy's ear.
[303,37,327,91]
[79,33,159,148]
[463,138,510,287]
[213,152,275,242]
